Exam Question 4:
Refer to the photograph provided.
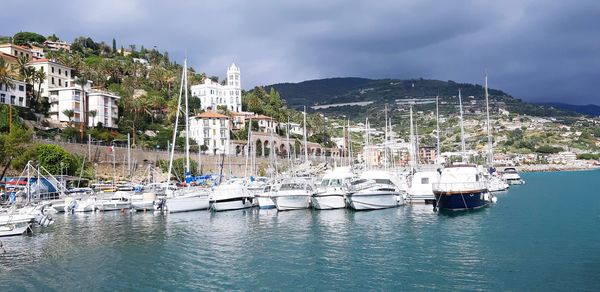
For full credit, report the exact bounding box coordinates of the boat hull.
[166,195,209,213]
[347,191,398,210]
[273,195,311,211]
[211,197,252,212]
[256,196,276,209]
[131,200,155,211]
[433,190,491,211]
[312,194,346,210]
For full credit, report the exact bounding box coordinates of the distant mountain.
[537,102,600,117]
[254,77,580,125]
[264,77,511,108]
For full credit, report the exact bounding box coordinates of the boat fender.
[491,196,498,203]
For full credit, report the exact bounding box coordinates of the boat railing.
[348,180,393,192]
[432,181,487,192]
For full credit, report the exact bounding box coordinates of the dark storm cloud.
[3,0,599,104]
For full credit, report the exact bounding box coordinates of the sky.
[3,0,600,105]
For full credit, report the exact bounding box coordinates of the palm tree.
[33,68,46,105]
[89,110,97,128]
[15,55,31,81]
[0,59,15,90]
[63,109,75,126]
[74,75,88,140]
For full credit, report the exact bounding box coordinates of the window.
[212,119,216,126]
[203,129,210,137]
[51,67,55,73]
[58,79,62,86]
[204,139,209,146]
[19,97,23,104]
[421,177,429,184]
[59,69,62,75]
[18,85,24,91]
[10,96,15,104]
[51,77,55,85]
[65,70,68,77]
[0,94,5,103]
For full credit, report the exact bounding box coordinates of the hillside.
[261,77,581,124]
[539,102,600,117]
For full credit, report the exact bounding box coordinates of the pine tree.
[112,38,117,53]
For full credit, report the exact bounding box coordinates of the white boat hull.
[211,198,252,212]
[131,200,155,211]
[97,201,131,212]
[166,195,209,213]
[347,191,398,210]
[273,195,311,211]
[312,194,345,210]
[256,196,276,209]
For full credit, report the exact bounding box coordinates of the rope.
[461,193,468,209]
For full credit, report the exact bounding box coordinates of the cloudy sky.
[4,0,600,104]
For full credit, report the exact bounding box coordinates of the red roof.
[253,114,275,120]
[0,51,17,60]
[29,58,50,63]
[196,111,229,119]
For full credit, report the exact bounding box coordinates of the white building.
[191,63,242,112]
[253,114,278,133]
[29,58,74,98]
[0,79,27,107]
[43,40,71,52]
[48,81,120,128]
[0,44,33,60]
[280,122,303,136]
[189,111,231,155]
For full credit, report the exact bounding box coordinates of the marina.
[0,170,598,290]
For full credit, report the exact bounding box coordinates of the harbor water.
[1,170,599,290]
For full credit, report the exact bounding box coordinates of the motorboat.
[96,191,132,211]
[407,170,441,204]
[312,167,354,210]
[255,183,277,209]
[210,178,252,211]
[346,170,403,210]
[501,167,525,185]
[271,178,313,211]
[432,164,495,211]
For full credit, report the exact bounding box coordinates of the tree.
[13,32,46,45]
[74,76,89,140]
[0,126,33,181]
[33,68,46,105]
[47,34,59,42]
[89,110,97,127]
[12,144,78,176]
[16,55,32,81]
[0,59,15,91]
[112,38,117,53]
[63,109,75,126]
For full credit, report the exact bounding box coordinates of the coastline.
[515,163,600,173]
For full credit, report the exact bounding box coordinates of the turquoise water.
[1,170,599,291]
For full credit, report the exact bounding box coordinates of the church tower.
[227,63,241,111]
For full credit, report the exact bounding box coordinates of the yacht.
[346,170,403,210]
[312,167,354,210]
[501,167,525,185]
[209,179,253,212]
[271,178,313,211]
[255,182,277,209]
[432,164,494,211]
[163,187,210,213]
[407,170,440,204]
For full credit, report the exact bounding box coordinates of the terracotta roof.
[196,111,229,119]
[29,58,50,63]
[0,52,17,60]
[253,114,275,120]
[230,111,248,116]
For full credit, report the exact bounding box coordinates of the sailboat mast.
[244,117,251,178]
[184,59,190,176]
[485,74,493,167]
[409,106,416,172]
[166,64,186,186]
[303,106,308,162]
[436,95,441,160]
[347,119,352,166]
[286,116,291,162]
[458,88,466,160]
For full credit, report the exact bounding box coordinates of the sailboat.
[482,73,510,192]
[162,59,210,213]
[432,89,494,211]
[407,106,440,204]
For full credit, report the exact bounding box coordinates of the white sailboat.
[483,73,510,192]
[163,58,210,213]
